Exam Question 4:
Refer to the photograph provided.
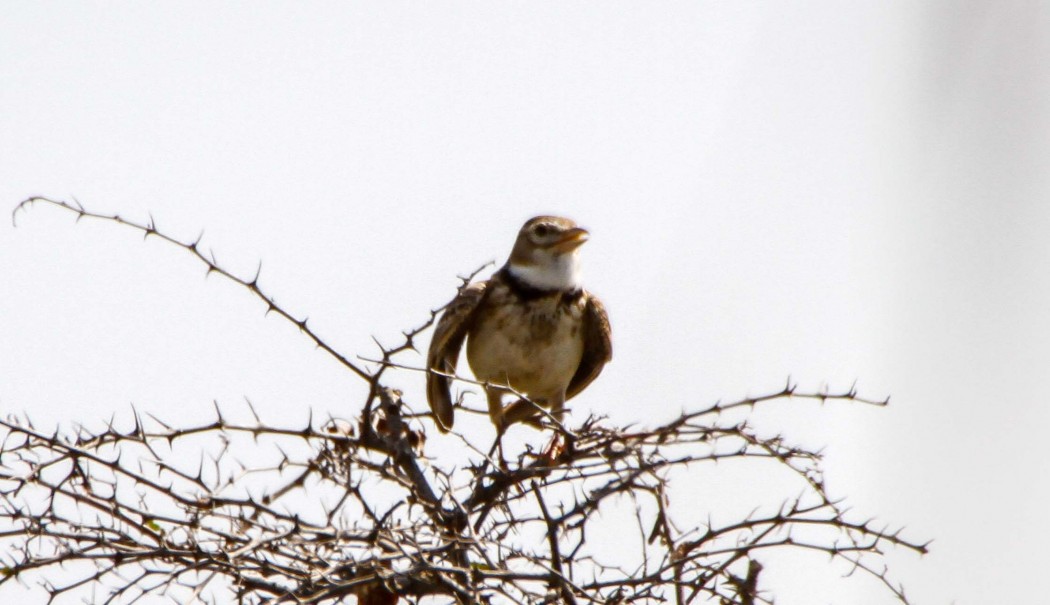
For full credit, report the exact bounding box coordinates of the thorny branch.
[1,197,927,604]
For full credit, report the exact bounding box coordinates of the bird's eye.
[534,224,551,237]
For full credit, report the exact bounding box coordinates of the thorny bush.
[0,198,927,604]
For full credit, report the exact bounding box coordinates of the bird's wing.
[566,292,613,400]
[426,280,489,432]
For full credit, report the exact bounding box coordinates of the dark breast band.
[497,265,584,305]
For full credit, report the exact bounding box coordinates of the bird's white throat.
[508,252,582,292]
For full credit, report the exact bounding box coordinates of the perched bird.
[426,216,612,433]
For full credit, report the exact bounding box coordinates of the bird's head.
[507,216,589,292]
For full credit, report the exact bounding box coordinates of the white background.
[2,3,1048,604]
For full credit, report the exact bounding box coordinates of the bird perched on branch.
[426,216,612,433]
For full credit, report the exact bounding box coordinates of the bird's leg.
[485,387,506,430]
[501,396,546,427]
[503,393,569,431]
[550,396,566,425]
[541,392,574,463]
[485,389,510,469]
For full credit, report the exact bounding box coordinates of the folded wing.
[426,281,489,432]
[566,293,613,400]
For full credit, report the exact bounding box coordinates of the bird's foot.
[540,430,576,465]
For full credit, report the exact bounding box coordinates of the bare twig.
[2,197,927,604]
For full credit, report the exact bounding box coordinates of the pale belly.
[465,300,585,401]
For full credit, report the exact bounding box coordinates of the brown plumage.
[426,216,612,432]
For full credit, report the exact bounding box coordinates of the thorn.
[244,397,261,424]
[10,198,30,227]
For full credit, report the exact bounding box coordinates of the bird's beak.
[553,227,590,253]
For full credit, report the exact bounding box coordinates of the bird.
[426,215,612,433]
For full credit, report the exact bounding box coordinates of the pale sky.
[2,3,1049,604]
